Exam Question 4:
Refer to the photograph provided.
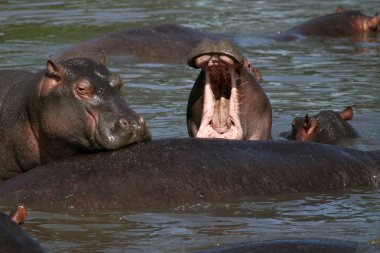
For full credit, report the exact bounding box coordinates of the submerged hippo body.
[196,238,379,253]
[55,9,379,62]
[0,58,150,180]
[280,8,379,39]
[0,211,47,253]
[56,24,227,62]
[280,107,359,144]
[0,138,379,211]
[186,40,272,140]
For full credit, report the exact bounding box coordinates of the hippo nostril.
[118,118,130,128]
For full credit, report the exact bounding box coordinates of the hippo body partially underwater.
[55,8,379,62]
[0,138,379,211]
[281,107,359,144]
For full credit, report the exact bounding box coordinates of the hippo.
[195,238,380,253]
[278,7,379,40]
[280,106,359,144]
[0,209,47,253]
[55,24,227,63]
[0,138,378,211]
[186,39,272,140]
[0,57,151,180]
[54,8,379,63]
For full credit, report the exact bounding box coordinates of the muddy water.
[0,0,380,252]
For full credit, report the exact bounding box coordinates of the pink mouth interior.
[194,54,243,139]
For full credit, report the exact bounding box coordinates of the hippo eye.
[75,81,92,99]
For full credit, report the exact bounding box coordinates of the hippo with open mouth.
[186,39,272,140]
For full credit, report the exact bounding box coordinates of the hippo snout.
[96,114,151,150]
[116,116,149,137]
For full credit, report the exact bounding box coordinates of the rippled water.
[1,0,380,252]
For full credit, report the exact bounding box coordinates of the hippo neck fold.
[2,72,44,172]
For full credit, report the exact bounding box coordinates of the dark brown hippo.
[278,7,379,40]
[0,57,151,180]
[0,209,47,253]
[54,8,379,63]
[195,238,380,253]
[186,40,271,140]
[0,138,379,211]
[280,107,359,144]
[55,24,227,62]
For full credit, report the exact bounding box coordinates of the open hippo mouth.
[187,40,245,139]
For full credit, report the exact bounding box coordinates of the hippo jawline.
[196,61,243,139]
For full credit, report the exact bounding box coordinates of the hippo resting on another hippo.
[186,39,271,140]
[54,8,379,62]
[0,138,379,211]
[280,106,359,144]
[0,57,150,180]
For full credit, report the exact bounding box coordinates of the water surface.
[0,0,380,252]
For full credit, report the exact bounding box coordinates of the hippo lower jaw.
[195,55,243,139]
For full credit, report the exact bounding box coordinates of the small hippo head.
[357,12,379,33]
[36,57,150,158]
[280,106,359,144]
[336,7,379,34]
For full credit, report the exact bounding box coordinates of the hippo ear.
[336,6,345,13]
[340,106,353,121]
[109,74,123,91]
[367,13,379,31]
[94,49,107,66]
[41,60,65,97]
[99,50,106,65]
[46,60,64,81]
[303,114,317,134]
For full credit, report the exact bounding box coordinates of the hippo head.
[186,39,271,140]
[357,12,379,33]
[336,7,379,33]
[280,106,357,143]
[36,57,150,158]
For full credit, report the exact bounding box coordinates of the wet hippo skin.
[55,24,227,62]
[186,40,272,140]
[0,212,48,253]
[280,106,359,144]
[0,138,379,211]
[55,9,379,62]
[195,238,380,253]
[0,57,150,180]
[278,7,379,40]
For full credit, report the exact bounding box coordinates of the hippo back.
[0,70,33,104]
